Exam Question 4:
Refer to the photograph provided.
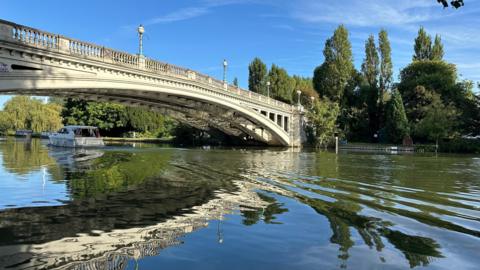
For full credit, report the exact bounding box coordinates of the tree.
[0,96,62,133]
[313,25,354,102]
[268,64,295,104]
[248,58,267,94]
[413,27,432,61]
[415,95,458,149]
[233,77,239,87]
[361,35,380,135]
[292,76,319,106]
[378,29,393,98]
[62,99,175,137]
[431,35,444,61]
[306,98,340,148]
[361,35,379,88]
[398,60,458,119]
[384,90,410,144]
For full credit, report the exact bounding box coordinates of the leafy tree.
[306,98,340,148]
[268,64,295,104]
[384,90,410,143]
[62,99,127,135]
[413,27,432,61]
[248,57,267,94]
[378,29,393,100]
[431,35,444,61]
[313,25,354,102]
[233,77,239,87]
[62,99,175,137]
[398,60,458,118]
[292,76,319,106]
[361,35,379,89]
[415,95,458,148]
[0,96,62,133]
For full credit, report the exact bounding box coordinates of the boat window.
[74,128,97,137]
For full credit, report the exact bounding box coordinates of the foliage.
[415,95,459,145]
[62,99,127,135]
[0,96,62,133]
[439,138,480,154]
[292,76,319,106]
[268,64,295,104]
[313,25,354,102]
[248,57,268,94]
[384,90,410,144]
[398,60,457,120]
[62,99,175,137]
[378,29,393,95]
[431,35,444,61]
[306,98,340,148]
[361,35,379,88]
[437,0,464,9]
[413,27,432,61]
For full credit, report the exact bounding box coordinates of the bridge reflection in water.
[0,139,478,269]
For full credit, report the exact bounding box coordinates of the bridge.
[0,19,306,146]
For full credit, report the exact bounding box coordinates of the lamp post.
[137,25,145,56]
[266,81,271,99]
[223,59,228,84]
[296,90,302,106]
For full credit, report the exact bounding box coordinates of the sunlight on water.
[0,139,479,270]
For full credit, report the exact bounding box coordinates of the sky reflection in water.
[0,139,479,270]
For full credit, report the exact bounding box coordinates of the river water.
[0,138,479,270]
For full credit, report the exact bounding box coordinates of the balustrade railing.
[69,39,103,58]
[0,19,294,112]
[10,24,58,49]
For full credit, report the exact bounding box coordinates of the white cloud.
[289,0,441,27]
[144,0,253,26]
[145,7,209,25]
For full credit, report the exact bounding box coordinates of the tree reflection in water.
[0,143,478,269]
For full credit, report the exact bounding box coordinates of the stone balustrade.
[0,19,295,112]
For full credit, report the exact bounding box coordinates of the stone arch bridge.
[0,19,305,146]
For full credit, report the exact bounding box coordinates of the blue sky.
[1,0,479,106]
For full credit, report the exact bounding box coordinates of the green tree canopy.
[415,95,458,146]
[431,35,444,61]
[313,25,354,102]
[306,98,340,148]
[268,64,295,104]
[378,29,393,95]
[361,35,379,89]
[413,27,432,61]
[0,96,62,133]
[384,90,410,144]
[248,57,267,94]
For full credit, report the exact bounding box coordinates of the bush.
[439,138,480,154]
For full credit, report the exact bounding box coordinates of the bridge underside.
[1,88,276,145]
[0,38,299,146]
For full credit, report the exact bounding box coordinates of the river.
[0,138,479,270]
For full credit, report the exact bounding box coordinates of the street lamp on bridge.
[266,81,271,98]
[137,24,145,56]
[223,59,228,84]
[296,90,302,106]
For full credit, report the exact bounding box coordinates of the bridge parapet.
[0,19,295,113]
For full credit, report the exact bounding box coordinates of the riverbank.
[103,137,174,143]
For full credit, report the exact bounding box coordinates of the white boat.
[48,126,104,148]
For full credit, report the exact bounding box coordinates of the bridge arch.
[0,19,304,146]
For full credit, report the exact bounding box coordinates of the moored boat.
[48,126,104,148]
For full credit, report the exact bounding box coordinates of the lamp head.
[138,24,145,35]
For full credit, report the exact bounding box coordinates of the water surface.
[0,138,479,269]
